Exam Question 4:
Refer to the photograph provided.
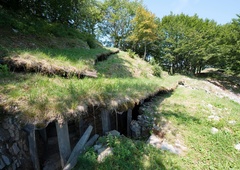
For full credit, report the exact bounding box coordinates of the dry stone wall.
[0,117,32,170]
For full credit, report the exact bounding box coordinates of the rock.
[208,115,220,121]
[207,104,213,108]
[94,144,102,151]
[2,122,8,130]
[228,120,236,125]
[12,143,20,155]
[160,141,179,154]
[97,147,113,162]
[2,155,11,166]
[12,28,19,33]
[211,127,219,134]
[235,143,240,151]
[106,130,120,137]
[0,158,5,169]
[9,129,15,138]
[14,130,19,141]
[130,120,141,138]
[147,134,161,148]
[0,128,9,141]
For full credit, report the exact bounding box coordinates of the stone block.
[12,143,20,155]
[97,147,113,162]
[106,130,120,137]
[0,158,5,169]
[2,155,11,166]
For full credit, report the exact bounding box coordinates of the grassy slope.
[76,76,240,170]
[142,77,240,169]
[0,9,180,124]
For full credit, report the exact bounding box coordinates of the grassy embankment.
[0,9,179,124]
[76,77,240,170]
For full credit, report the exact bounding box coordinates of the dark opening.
[132,103,141,120]
[117,111,127,136]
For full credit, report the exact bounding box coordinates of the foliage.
[152,64,162,78]
[127,49,136,58]
[98,0,142,49]
[128,6,158,59]
[75,136,175,170]
[0,64,10,76]
[217,15,240,74]
[155,14,219,74]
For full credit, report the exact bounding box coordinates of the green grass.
[0,71,176,122]
[74,76,240,170]
[142,80,240,169]
[75,135,179,170]
[14,47,113,71]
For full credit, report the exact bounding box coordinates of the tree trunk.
[144,42,147,60]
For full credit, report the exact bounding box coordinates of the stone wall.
[0,117,32,170]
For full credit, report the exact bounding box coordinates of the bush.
[153,64,162,77]
[127,49,136,58]
[0,64,10,76]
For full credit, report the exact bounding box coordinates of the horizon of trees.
[1,0,239,74]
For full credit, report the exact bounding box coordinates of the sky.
[143,0,240,25]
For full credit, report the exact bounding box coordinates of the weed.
[0,64,10,76]
[127,49,136,58]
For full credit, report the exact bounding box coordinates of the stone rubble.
[211,127,219,134]
[234,143,240,151]
[147,134,185,155]
[208,115,220,121]
[97,147,113,162]
[0,117,31,170]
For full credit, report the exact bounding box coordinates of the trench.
[27,87,175,169]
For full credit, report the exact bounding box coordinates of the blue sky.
[143,0,240,24]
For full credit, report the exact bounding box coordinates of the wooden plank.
[26,124,40,170]
[56,121,71,168]
[101,110,111,134]
[127,109,132,137]
[63,125,93,170]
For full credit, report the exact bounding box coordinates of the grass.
[74,76,240,170]
[141,77,240,169]
[0,70,179,123]
[75,135,179,170]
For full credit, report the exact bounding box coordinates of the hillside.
[75,75,240,170]
[0,10,177,126]
[1,8,239,170]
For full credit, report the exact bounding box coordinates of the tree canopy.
[1,0,239,74]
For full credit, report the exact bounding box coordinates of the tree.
[98,0,142,49]
[218,15,240,74]
[156,13,219,74]
[128,6,158,59]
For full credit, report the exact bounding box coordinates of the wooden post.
[101,109,111,134]
[127,109,132,137]
[63,125,93,170]
[26,124,40,170]
[56,121,71,168]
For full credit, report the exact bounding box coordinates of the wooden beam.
[56,121,71,168]
[127,109,132,137]
[101,109,111,134]
[25,124,40,170]
[63,125,93,170]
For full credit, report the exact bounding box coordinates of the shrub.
[153,64,162,77]
[0,64,10,76]
[127,49,136,58]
